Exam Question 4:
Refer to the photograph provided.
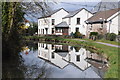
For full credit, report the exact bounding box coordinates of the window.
[45,44,48,49]
[43,29,44,34]
[76,55,80,61]
[52,19,55,25]
[52,28,54,34]
[43,44,44,48]
[56,28,62,32]
[52,44,54,50]
[90,24,92,30]
[52,52,55,59]
[45,28,48,34]
[77,18,80,24]
[39,29,40,34]
[76,28,79,32]
[41,29,42,34]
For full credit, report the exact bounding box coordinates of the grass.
[24,36,118,78]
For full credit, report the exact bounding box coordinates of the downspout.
[109,20,112,33]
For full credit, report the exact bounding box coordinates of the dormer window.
[77,18,80,24]
[52,19,55,25]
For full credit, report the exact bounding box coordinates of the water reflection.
[20,42,108,78]
[38,43,91,70]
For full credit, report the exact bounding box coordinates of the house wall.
[38,8,93,36]
[63,9,93,36]
[106,14,119,35]
[86,23,107,38]
[86,13,119,38]
[38,9,69,35]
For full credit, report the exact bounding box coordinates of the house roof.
[63,8,92,19]
[86,8,120,23]
[38,8,69,19]
[38,8,92,19]
[55,22,69,28]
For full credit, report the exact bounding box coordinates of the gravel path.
[95,42,120,48]
[73,39,120,48]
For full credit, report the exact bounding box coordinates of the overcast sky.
[25,1,100,22]
[25,0,119,22]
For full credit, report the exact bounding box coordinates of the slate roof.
[55,22,69,28]
[86,8,120,23]
[38,8,92,19]
[63,8,92,18]
[38,8,68,19]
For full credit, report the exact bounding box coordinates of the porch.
[54,22,69,35]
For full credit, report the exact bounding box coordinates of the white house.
[38,8,93,36]
[85,8,120,37]
[38,8,69,35]
[63,47,91,70]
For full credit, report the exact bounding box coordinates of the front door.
[62,28,69,35]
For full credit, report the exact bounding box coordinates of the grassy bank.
[24,36,118,78]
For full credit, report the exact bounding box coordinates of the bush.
[105,33,117,41]
[74,32,83,38]
[90,32,98,36]
[89,32,98,40]
[97,34,104,40]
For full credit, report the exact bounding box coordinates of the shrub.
[105,33,117,41]
[74,32,83,38]
[97,34,104,40]
[89,32,98,40]
[90,32,98,36]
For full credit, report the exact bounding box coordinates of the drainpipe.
[109,20,112,33]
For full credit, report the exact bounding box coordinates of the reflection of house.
[86,8,120,37]
[38,8,93,36]
[63,47,91,70]
[38,43,91,70]
[86,51,108,71]
[38,43,69,69]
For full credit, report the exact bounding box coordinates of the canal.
[3,41,108,79]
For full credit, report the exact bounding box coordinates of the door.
[62,28,69,35]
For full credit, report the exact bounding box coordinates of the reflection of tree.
[74,46,80,52]
[26,41,38,51]
[23,61,51,79]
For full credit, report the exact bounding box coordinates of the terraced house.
[38,8,93,36]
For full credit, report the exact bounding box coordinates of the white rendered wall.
[38,9,69,35]
[108,14,119,35]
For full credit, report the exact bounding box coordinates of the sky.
[25,1,100,22]
[25,0,119,22]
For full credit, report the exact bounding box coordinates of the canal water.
[17,42,108,78]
